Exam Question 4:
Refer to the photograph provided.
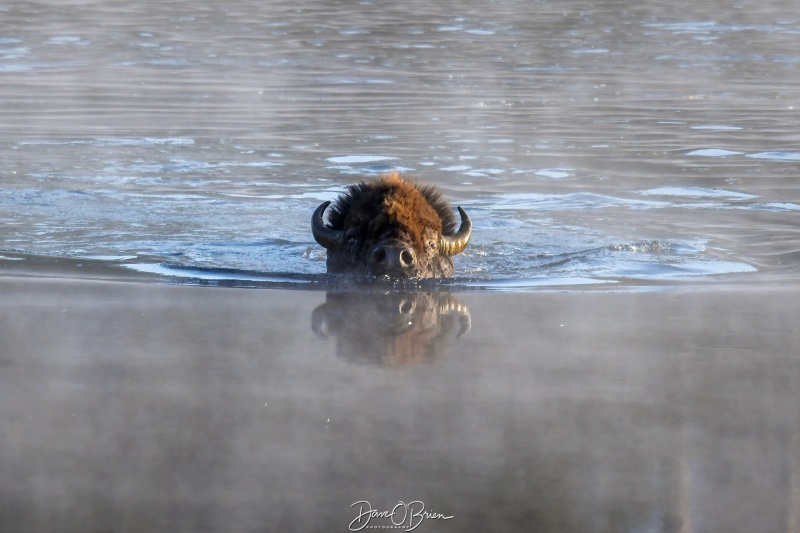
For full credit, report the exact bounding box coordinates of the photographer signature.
[349,500,453,532]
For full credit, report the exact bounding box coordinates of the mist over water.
[1,0,799,288]
[3,4,800,532]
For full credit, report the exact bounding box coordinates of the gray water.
[3,3,800,532]
[2,0,799,288]
[3,276,799,533]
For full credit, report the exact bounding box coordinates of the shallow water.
[2,0,799,289]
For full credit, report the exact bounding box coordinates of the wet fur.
[324,173,459,277]
[328,173,457,239]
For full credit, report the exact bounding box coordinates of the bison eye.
[427,239,437,250]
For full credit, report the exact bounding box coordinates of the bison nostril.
[372,248,387,263]
[369,243,416,275]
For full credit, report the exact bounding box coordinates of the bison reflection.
[311,292,470,366]
[312,173,472,278]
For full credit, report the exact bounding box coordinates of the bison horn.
[439,206,472,257]
[311,201,345,250]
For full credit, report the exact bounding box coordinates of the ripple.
[484,192,670,211]
[751,202,800,212]
[643,21,787,34]
[535,169,573,179]
[746,152,800,161]
[18,137,195,147]
[47,36,87,45]
[687,148,743,157]
[326,155,397,164]
[601,259,757,279]
[643,21,718,34]
[323,78,395,85]
[123,263,315,284]
[463,277,614,290]
[639,187,756,200]
[690,124,742,130]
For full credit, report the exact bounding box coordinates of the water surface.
[1,0,799,289]
[2,3,800,532]
[1,277,798,532]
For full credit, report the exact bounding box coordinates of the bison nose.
[370,243,417,276]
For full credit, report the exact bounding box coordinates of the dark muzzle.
[368,240,417,277]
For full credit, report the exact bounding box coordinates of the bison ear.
[312,201,345,250]
[439,206,472,256]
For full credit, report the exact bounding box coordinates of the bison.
[311,292,471,366]
[311,173,472,278]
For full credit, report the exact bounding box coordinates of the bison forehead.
[382,185,443,234]
[333,174,451,252]
[330,173,457,230]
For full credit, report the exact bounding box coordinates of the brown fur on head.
[313,172,470,278]
[327,172,456,256]
[311,172,472,278]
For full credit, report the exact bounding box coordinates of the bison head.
[311,292,471,366]
[311,173,472,278]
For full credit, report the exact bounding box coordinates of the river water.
[2,3,800,532]
[2,0,799,289]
